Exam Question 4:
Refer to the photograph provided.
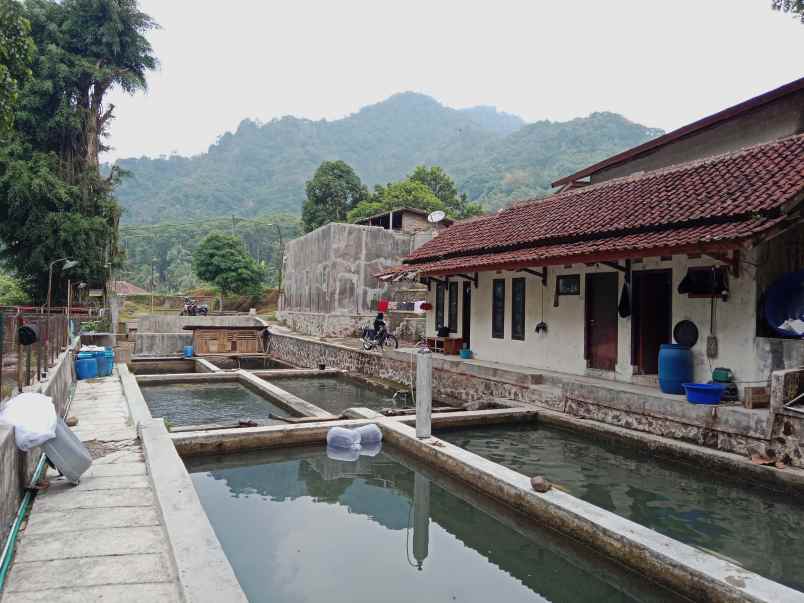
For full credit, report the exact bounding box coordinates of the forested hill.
[112,92,664,224]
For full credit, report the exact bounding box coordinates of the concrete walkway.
[1,373,181,602]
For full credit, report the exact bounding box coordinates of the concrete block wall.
[278,222,416,337]
[0,340,76,546]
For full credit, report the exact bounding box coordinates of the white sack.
[0,393,57,451]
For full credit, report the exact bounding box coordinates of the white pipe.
[416,348,432,439]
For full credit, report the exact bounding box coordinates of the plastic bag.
[326,426,361,449]
[359,441,382,457]
[355,423,382,444]
[326,445,360,462]
[0,393,57,451]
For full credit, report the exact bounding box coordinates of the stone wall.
[267,331,804,465]
[0,339,76,547]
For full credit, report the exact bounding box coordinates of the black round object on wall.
[673,320,699,348]
[17,324,39,346]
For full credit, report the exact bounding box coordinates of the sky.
[103,0,804,162]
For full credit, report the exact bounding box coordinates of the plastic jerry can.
[41,417,92,484]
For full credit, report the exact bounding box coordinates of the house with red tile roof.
[379,79,804,393]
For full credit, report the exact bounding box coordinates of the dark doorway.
[462,281,472,348]
[631,270,673,374]
[585,272,619,371]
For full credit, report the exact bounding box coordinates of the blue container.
[459,349,473,359]
[683,383,726,405]
[77,351,95,360]
[104,350,115,376]
[96,355,110,378]
[75,357,98,380]
[183,345,194,358]
[658,344,693,395]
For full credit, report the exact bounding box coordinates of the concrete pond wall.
[134,314,267,356]
[267,331,804,466]
[0,340,77,547]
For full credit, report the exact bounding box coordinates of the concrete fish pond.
[439,423,804,592]
[264,374,424,414]
[140,382,290,427]
[184,445,687,603]
[117,366,804,602]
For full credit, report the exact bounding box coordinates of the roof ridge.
[507,132,804,212]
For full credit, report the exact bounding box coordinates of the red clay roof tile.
[401,134,804,270]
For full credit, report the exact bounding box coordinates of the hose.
[0,381,76,592]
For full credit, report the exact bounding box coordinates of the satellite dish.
[427,210,446,224]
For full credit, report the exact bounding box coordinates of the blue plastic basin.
[683,383,725,405]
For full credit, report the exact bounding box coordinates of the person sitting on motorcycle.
[373,313,386,340]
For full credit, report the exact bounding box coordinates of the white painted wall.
[424,251,763,387]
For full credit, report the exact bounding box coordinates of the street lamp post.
[45,258,78,371]
[46,258,79,316]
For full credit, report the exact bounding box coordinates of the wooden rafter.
[704,250,740,278]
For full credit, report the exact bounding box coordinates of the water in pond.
[440,423,804,592]
[186,446,687,603]
[268,376,396,413]
[141,382,288,427]
[211,357,289,370]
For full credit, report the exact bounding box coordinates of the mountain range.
[112,92,664,224]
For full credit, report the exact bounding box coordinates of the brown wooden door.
[632,270,672,374]
[586,273,619,371]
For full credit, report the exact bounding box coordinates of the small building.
[183,325,264,355]
[379,77,804,392]
[355,207,454,235]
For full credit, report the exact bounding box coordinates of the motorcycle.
[181,297,209,316]
[361,323,398,351]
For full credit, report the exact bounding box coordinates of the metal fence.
[0,310,77,402]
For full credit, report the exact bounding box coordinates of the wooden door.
[585,273,619,371]
[632,270,672,374]
[462,282,472,348]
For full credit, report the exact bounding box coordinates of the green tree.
[0,269,28,305]
[0,0,34,136]
[409,165,484,218]
[0,0,157,302]
[192,234,264,300]
[302,160,368,232]
[772,0,804,22]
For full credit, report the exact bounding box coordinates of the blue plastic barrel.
[658,344,693,394]
[96,355,110,378]
[183,345,194,358]
[104,350,115,376]
[75,357,98,380]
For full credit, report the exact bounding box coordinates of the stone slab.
[46,474,151,492]
[32,486,155,512]
[1,582,182,603]
[82,462,147,478]
[5,553,175,591]
[24,506,161,535]
[15,526,166,562]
